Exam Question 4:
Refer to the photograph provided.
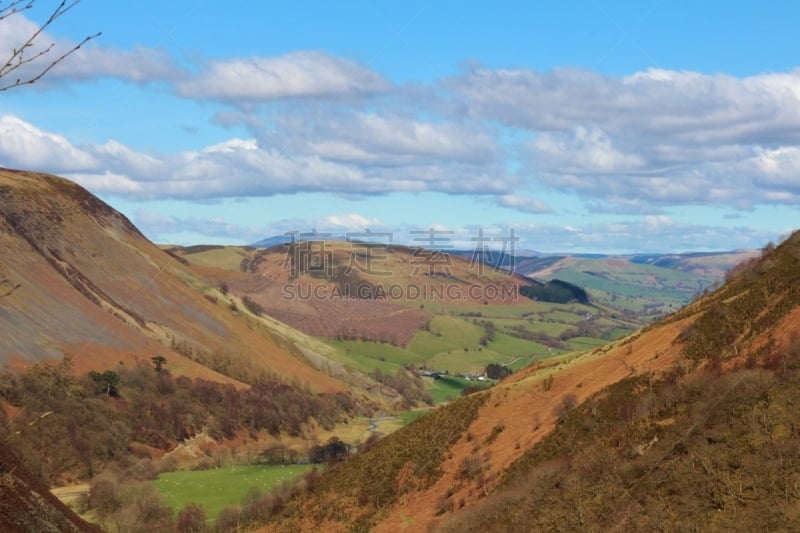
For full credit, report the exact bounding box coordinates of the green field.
[427,375,491,403]
[154,464,316,522]
[397,408,431,425]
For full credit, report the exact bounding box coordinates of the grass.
[409,316,486,356]
[565,336,608,351]
[397,408,431,425]
[177,246,251,271]
[153,464,316,522]
[427,375,490,403]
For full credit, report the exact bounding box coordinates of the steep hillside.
[0,168,343,392]
[254,232,800,532]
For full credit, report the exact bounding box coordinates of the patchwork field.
[327,302,636,398]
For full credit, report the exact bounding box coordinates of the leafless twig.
[0,0,101,91]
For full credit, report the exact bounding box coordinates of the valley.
[0,170,788,532]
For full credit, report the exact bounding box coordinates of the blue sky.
[1,1,799,253]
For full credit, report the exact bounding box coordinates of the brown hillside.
[257,232,800,532]
[0,168,342,392]
[176,241,535,346]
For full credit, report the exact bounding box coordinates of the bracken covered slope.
[0,168,343,392]
[258,231,800,532]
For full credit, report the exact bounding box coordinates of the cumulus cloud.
[0,115,515,200]
[174,51,390,102]
[447,67,800,143]
[280,111,498,165]
[444,65,800,208]
[531,126,646,174]
[0,115,96,170]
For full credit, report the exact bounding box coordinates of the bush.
[87,477,121,514]
[176,503,206,533]
[214,506,241,532]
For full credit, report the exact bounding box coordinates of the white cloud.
[67,171,144,195]
[298,112,498,165]
[496,194,552,214]
[64,45,184,84]
[0,115,515,199]
[444,65,800,209]
[751,146,800,191]
[447,66,800,144]
[0,115,96,170]
[531,126,646,174]
[175,51,390,102]
[90,140,168,180]
[324,213,383,230]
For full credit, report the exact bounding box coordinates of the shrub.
[176,503,206,533]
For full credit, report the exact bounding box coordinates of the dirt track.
[51,483,89,506]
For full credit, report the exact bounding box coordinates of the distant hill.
[254,231,800,532]
[251,232,347,248]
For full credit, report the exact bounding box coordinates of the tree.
[88,369,120,397]
[151,355,167,372]
[486,363,512,380]
[0,0,101,92]
[309,436,349,465]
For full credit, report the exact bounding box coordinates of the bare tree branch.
[0,1,34,21]
[0,0,101,91]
